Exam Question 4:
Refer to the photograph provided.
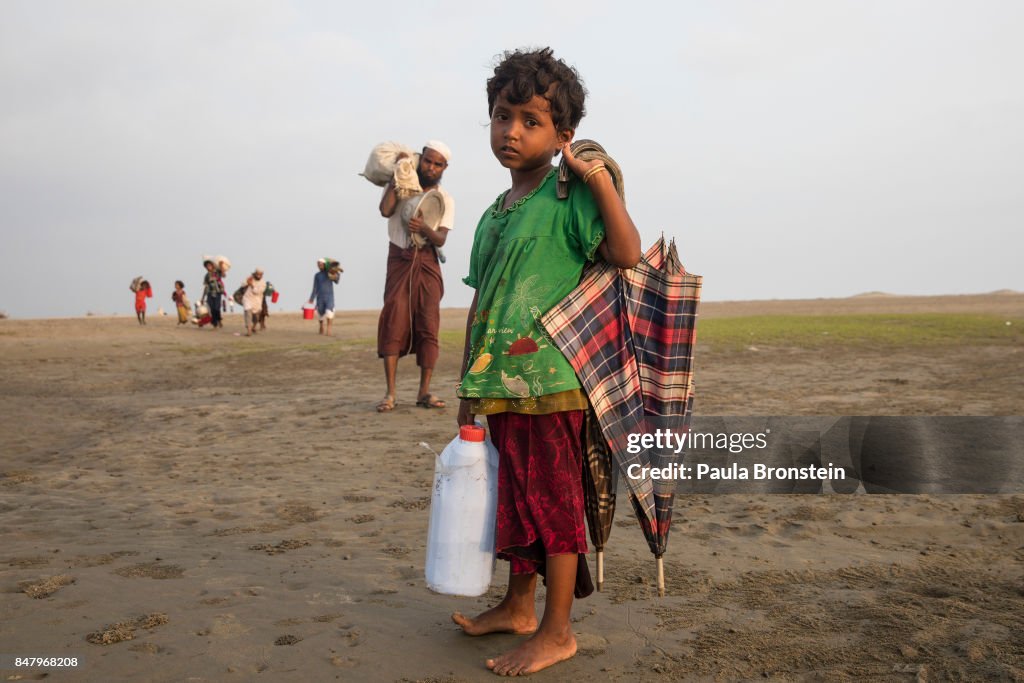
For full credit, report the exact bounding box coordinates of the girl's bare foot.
[486,628,577,676]
[452,603,537,636]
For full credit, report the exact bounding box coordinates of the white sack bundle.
[360,141,422,198]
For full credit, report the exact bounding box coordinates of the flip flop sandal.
[376,396,397,412]
[416,394,446,409]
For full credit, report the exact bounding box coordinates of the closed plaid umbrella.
[541,236,701,595]
[581,410,617,590]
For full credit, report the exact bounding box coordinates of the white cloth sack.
[360,141,421,196]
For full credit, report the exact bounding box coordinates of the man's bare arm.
[379,179,399,218]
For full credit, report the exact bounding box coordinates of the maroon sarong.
[377,243,443,368]
[487,411,589,574]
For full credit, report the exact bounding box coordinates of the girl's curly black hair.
[487,48,587,132]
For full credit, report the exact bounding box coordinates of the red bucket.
[271,290,280,303]
[302,306,315,320]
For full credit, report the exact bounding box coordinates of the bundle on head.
[324,258,343,282]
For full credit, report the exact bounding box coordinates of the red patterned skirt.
[487,410,588,575]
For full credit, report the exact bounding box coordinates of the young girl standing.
[453,48,640,676]
[134,280,152,325]
[171,280,190,325]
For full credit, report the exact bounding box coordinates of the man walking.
[376,141,454,412]
[308,258,339,336]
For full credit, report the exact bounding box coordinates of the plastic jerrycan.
[425,424,499,596]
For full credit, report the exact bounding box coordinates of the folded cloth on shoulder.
[393,156,422,198]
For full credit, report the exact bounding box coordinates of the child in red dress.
[453,48,640,676]
[134,280,152,325]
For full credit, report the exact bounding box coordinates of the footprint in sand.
[388,497,430,511]
[128,642,164,654]
[209,614,250,638]
[114,562,185,579]
[348,514,375,524]
[342,494,375,503]
[312,613,345,623]
[330,654,358,668]
[199,597,232,607]
[791,504,837,521]
[86,613,168,645]
[249,539,311,555]
[338,626,361,646]
[1,471,36,487]
[19,574,75,598]
[276,502,323,524]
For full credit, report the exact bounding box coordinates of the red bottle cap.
[459,425,485,442]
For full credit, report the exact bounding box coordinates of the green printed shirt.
[458,169,605,400]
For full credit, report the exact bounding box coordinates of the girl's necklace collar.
[492,168,555,217]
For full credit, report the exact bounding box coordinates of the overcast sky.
[1,1,1021,318]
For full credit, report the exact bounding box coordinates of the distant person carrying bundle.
[308,258,341,336]
[241,268,267,337]
[258,280,276,331]
[133,279,152,325]
[200,255,230,330]
[375,140,455,412]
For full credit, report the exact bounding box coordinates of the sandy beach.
[2,294,1023,681]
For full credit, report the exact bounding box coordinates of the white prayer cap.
[424,140,451,162]
[317,258,326,265]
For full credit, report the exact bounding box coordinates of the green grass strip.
[698,313,1023,349]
